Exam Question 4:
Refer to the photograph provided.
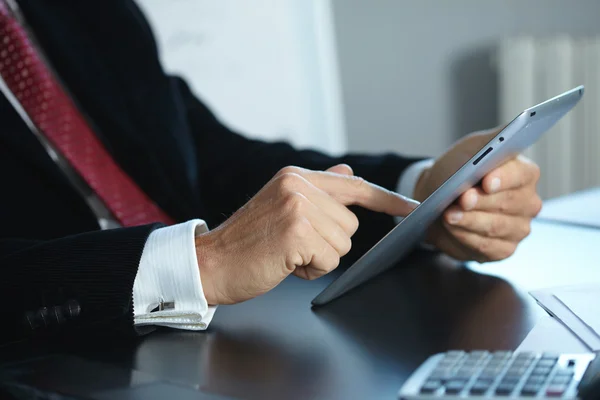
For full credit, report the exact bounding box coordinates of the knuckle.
[522,222,532,238]
[505,190,515,202]
[348,211,360,235]
[293,217,312,238]
[487,243,517,262]
[348,175,367,190]
[499,199,510,214]
[324,251,341,273]
[285,216,311,242]
[276,166,302,178]
[500,244,517,260]
[532,196,543,216]
[476,238,492,256]
[499,191,515,213]
[485,222,496,237]
[304,267,321,281]
[277,172,304,194]
[283,191,306,216]
[488,218,504,237]
[339,235,352,256]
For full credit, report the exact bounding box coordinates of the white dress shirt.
[138,158,434,331]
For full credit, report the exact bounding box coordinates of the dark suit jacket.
[0,0,421,345]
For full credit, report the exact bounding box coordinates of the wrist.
[195,232,222,305]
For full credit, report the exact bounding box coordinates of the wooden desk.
[3,220,599,400]
[538,187,600,229]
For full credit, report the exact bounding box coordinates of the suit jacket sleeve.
[174,78,424,259]
[0,224,162,346]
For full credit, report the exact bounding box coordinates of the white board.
[136,0,346,154]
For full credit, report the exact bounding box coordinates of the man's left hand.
[414,129,543,263]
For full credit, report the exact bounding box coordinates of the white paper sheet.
[530,284,600,351]
[516,316,590,353]
[539,188,600,229]
[555,285,600,339]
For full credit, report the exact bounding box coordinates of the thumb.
[326,163,354,176]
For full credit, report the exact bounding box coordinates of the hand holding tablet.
[312,85,584,306]
[417,130,542,263]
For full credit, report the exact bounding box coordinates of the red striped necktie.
[0,3,174,227]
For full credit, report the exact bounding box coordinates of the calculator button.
[526,375,547,385]
[462,359,479,367]
[479,369,501,379]
[506,366,528,376]
[546,384,567,397]
[521,383,543,396]
[505,370,527,380]
[429,369,454,380]
[445,379,467,394]
[511,358,533,367]
[420,379,442,393]
[470,381,492,395]
[487,360,508,370]
[500,375,521,384]
[493,351,513,359]
[550,375,572,385]
[461,360,479,368]
[531,366,552,376]
[469,350,489,358]
[438,358,456,367]
[541,352,560,361]
[568,359,576,367]
[445,350,466,358]
[455,367,476,379]
[537,359,558,368]
[554,369,575,379]
[516,352,536,360]
[495,382,516,395]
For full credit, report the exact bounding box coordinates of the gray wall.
[332,0,600,158]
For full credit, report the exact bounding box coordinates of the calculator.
[398,351,600,399]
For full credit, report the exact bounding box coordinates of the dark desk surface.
[3,220,600,400]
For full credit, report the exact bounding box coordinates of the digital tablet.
[312,85,584,306]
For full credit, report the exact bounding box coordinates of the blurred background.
[136,0,600,200]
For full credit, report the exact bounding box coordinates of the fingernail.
[448,211,463,224]
[464,192,477,210]
[407,198,420,209]
[490,177,501,193]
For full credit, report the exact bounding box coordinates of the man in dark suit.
[0,0,541,345]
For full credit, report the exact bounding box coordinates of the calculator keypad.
[418,351,579,397]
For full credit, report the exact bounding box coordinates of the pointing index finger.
[309,170,420,217]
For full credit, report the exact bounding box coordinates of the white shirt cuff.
[397,158,435,199]
[395,159,435,224]
[133,219,216,330]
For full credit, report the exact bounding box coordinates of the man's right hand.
[195,165,419,305]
